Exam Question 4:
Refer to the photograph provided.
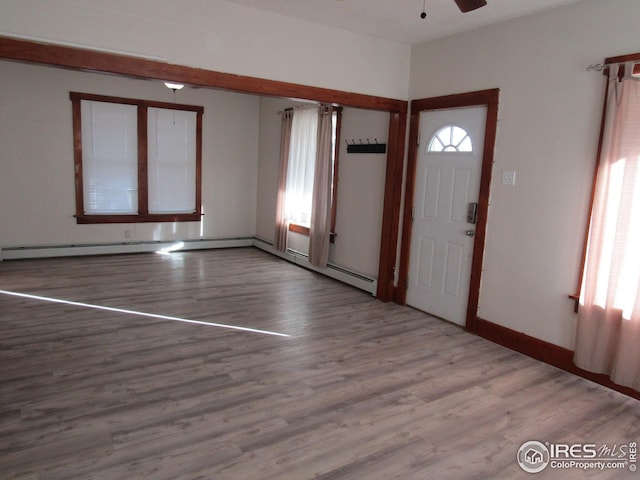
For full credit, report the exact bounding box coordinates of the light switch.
[502,170,516,186]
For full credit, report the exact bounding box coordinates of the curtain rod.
[587,63,638,76]
[276,104,340,115]
[277,104,320,115]
[586,63,605,72]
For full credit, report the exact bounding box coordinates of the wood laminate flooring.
[1,248,639,479]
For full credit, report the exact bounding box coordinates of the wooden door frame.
[395,89,499,332]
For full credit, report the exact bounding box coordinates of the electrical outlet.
[502,170,516,186]
[124,229,132,239]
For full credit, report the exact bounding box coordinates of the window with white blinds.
[81,101,138,214]
[70,92,203,224]
[147,108,197,214]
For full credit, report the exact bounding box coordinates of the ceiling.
[224,0,585,45]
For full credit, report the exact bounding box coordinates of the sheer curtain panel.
[274,109,293,252]
[309,106,334,267]
[574,61,640,390]
[285,108,318,227]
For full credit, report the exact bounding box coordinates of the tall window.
[147,107,198,214]
[285,107,341,233]
[285,108,318,227]
[70,92,203,224]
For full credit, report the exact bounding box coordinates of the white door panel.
[407,106,486,325]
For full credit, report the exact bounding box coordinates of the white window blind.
[147,108,197,214]
[81,100,138,214]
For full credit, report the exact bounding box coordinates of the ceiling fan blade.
[453,0,487,13]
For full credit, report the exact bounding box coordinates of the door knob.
[465,230,475,237]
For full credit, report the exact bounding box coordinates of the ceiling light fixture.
[164,82,185,125]
[421,0,486,16]
[453,0,487,13]
[164,82,184,90]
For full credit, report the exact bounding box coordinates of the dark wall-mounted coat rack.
[346,139,386,154]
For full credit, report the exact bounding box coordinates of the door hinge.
[411,207,415,220]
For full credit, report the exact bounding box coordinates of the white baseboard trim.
[252,237,377,296]
[0,237,254,260]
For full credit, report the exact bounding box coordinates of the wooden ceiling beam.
[0,35,407,113]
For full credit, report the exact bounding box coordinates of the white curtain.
[309,106,334,267]
[574,61,640,390]
[274,109,293,252]
[285,108,318,227]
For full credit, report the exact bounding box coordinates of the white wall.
[256,97,388,278]
[409,0,640,349]
[0,0,410,100]
[0,60,259,247]
[332,108,388,277]
[0,58,387,278]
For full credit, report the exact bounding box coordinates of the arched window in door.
[428,125,473,153]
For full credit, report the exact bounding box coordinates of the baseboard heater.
[0,237,254,261]
[252,237,377,296]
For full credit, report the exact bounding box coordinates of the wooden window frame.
[70,92,204,224]
[287,106,342,243]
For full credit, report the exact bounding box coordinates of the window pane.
[451,126,467,146]
[458,136,472,152]
[147,108,197,214]
[437,127,452,147]
[428,125,473,153]
[428,136,444,152]
[81,101,138,214]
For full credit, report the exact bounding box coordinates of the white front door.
[406,106,486,326]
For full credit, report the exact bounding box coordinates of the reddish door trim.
[395,89,499,332]
[376,111,408,300]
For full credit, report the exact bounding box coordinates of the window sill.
[76,213,202,224]
[288,223,336,243]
